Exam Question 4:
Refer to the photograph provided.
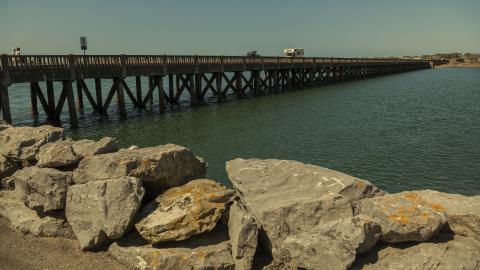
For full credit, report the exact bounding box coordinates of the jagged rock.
[65,176,145,250]
[73,144,207,197]
[0,190,74,238]
[356,191,446,243]
[0,125,64,165]
[225,158,383,255]
[409,190,480,240]
[228,201,258,270]
[109,226,234,270]
[37,139,80,168]
[0,120,12,131]
[14,166,72,212]
[0,154,20,182]
[136,179,233,244]
[282,215,381,270]
[72,137,119,158]
[1,176,15,190]
[119,145,140,152]
[352,234,480,270]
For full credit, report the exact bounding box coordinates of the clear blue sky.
[1,0,479,56]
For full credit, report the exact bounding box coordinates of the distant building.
[463,53,480,63]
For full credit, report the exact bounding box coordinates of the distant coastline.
[436,62,480,68]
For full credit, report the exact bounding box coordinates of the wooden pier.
[0,54,432,127]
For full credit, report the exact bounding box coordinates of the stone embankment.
[1,120,479,270]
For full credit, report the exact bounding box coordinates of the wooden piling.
[0,85,12,124]
[63,80,78,127]
[191,74,198,105]
[76,80,84,111]
[115,78,127,120]
[29,82,39,117]
[135,76,142,108]
[46,81,55,120]
[156,76,166,111]
[168,75,175,105]
[195,73,202,101]
[215,72,222,103]
[94,78,104,114]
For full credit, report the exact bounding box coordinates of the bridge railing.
[0,54,428,74]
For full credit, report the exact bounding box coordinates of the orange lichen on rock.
[429,203,445,212]
[356,181,366,188]
[389,213,410,224]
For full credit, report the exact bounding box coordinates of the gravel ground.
[0,218,127,270]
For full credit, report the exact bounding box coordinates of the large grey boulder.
[65,176,145,250]
[36,139,80,168]
[352,234,480,270]
[228,201,258,270]
[73,144,207,197]
[409,190,480,240]
[225,158,383,255]
[14,166,72,212]
[356,191,447,243]
[72,137,119,159]
[0,190,74,238]
[109,227,234,270]
[136,179,233,244]
[0,154,20,182]
[0,125,64,165]
[282,215,381,270]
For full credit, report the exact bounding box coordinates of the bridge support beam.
[95,78,105,114]
[115,78,127,120]
[63,80,78,127]
[135,76,143,108]
[156,76,167,111]
[76,80,84,111]
[46,81,55,120]
[29,82,39,117]
[0,85,12,124]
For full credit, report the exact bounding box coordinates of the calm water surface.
[8,68,480,195]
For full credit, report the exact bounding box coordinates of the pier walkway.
[0,54,434,127]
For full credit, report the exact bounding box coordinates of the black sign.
[80,36,87,50]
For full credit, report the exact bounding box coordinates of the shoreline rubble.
[1,124,479,269]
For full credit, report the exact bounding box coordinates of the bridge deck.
[0,55,428,84]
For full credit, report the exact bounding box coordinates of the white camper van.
[283,48,304,57]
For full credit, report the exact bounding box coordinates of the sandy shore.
[0,218,127,270]
[436,63,480,68]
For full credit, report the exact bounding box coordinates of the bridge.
[0,54,432,127]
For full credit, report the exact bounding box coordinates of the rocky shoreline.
[1,120,479,270]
